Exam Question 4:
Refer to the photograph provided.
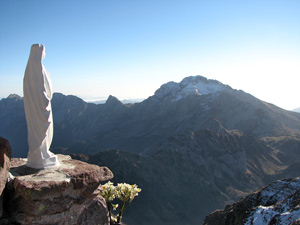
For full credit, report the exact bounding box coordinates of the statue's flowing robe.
[23,44,58,168]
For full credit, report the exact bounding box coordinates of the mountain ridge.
[1,75,300,157]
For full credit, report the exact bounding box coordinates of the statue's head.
[30,44,45,62]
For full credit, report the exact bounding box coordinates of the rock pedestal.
[5,154,113,225]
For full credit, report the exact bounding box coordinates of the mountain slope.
[0,94,27,157]
[71,127,284,224]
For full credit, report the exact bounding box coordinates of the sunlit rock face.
[23,44,58,169]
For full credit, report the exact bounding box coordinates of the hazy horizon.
[2,76,300,112]
[1,0,299,110]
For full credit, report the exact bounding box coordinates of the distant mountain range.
[1,75,300,224]
[88,98,144,104]
[294,107,300,113]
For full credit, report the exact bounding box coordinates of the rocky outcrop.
[203,177,300,225]
[0,137,12,218]
[3,154,113,225]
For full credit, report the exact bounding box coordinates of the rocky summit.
[153,76,229,102]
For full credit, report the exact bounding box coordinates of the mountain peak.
[154,75,230,102]
[105,95,122,105]
[7,94,22,100]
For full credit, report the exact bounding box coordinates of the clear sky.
[0,0,299,110]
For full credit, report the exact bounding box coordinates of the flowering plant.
[100,182,141,225]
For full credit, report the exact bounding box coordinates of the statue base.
[26,155,59,169]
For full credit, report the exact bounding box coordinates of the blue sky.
[0,0,299,110]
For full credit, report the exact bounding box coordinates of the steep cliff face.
[203,177,300,225]
[1,154,113,225]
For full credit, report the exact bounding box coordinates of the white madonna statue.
[23,44,59,169]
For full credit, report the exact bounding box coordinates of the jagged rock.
[6,154,113,225]
[203,177,300,225]
[0,137,12,217]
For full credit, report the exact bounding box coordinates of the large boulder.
[6,154,113,225]
[0,137,12,217]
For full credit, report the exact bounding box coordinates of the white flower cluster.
[101,181,117,202]
[100,181,141,223]
[100,181,141,204]
[116,183,141,203]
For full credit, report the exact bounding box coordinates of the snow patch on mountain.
[154,75,230,102]
[245,205,300,225]
[245,177,300,225]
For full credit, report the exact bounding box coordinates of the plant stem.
[117,200,132,223]
[117,200,126,223]
[107,202,113,225]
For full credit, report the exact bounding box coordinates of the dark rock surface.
[0,137,12,218]
[0,137,12,193]
[4,154,113,225]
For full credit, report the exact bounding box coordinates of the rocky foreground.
[203,177,300,225]
[0,137,113,225]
